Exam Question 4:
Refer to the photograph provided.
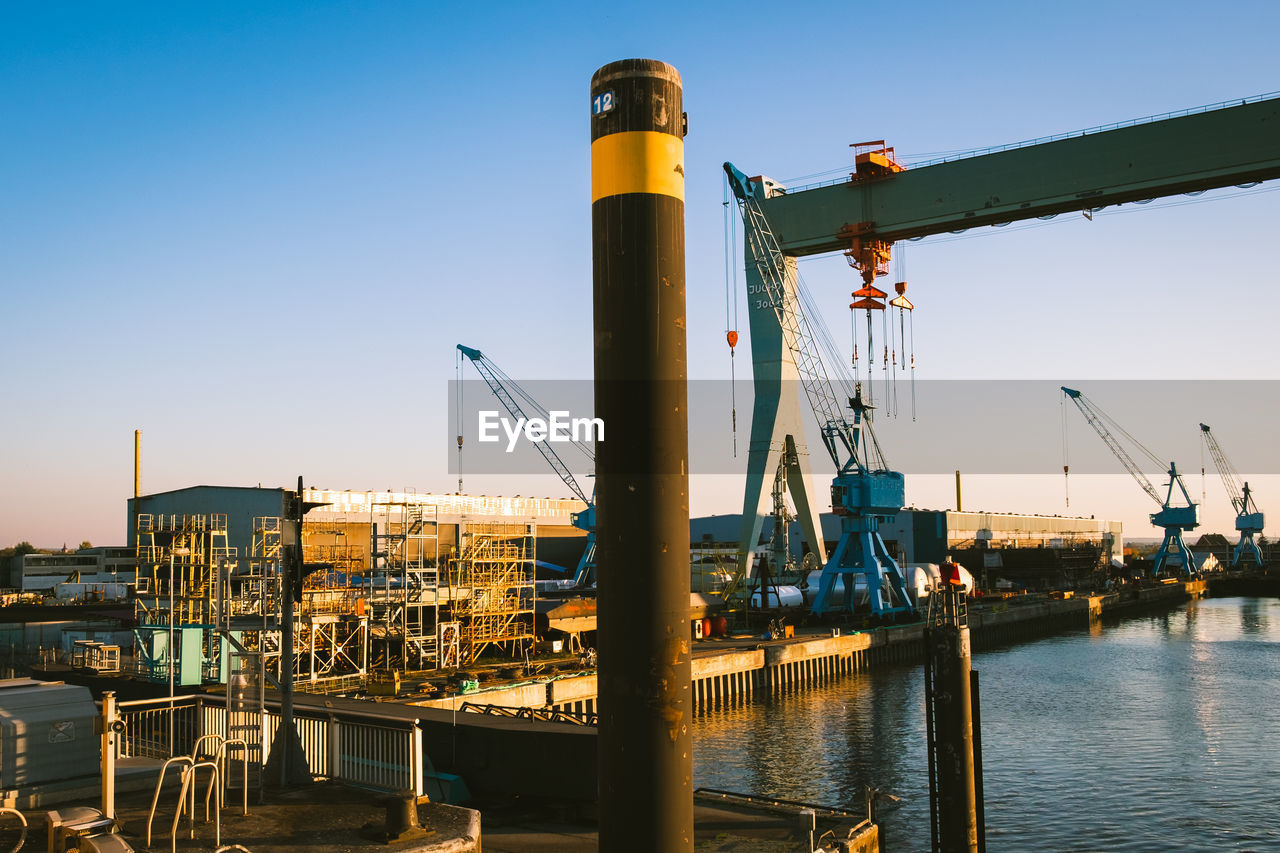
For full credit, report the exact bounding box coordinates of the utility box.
[0,679,98,787]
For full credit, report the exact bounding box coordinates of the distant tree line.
[0,540,93,558]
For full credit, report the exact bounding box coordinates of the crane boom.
[1062,387,1162,506]
[457,344,592,505]
[724,164,858,471]
[1061,386,1198,576]
[1199,423,1265,567]
[1199,423,1244,511]
[457,344,598,586]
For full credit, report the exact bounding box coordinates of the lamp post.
[168,546,190,756]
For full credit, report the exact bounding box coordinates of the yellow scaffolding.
[449,522,535,665]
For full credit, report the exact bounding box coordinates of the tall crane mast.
[456,345,597,588]
[1061,387,1199,576]
[725,164,913,618]
[1199,423,1265,568]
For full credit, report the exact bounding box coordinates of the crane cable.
[908,301,916,421]
[455,350,465,494]
[1061,392,1070,508]
[723,179,739,457]
[889,263,899,419]
[881,304,889,409]
[1200,436,1207,504]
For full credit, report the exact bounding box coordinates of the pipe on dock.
[591,58,693,852]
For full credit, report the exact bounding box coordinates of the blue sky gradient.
[3,1,1278,546]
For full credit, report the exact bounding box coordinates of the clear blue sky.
[3,1,1278,548]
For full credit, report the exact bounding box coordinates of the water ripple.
[692,597,1280,852]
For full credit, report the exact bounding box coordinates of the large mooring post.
[590,58,692,851]
[925,563,984,853]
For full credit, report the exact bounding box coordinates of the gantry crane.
[456,344,597,587]
[726,95,1280,599]
[726,164,914,618]
[1061,387,1199,575]
[1199,423,1265,568]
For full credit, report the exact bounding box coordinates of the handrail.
[146,756,193,847]
[118,694,201,710]
[191,733,224,762]
[213,738,250,817]
[172,760,221,853]
[0,808,26,853]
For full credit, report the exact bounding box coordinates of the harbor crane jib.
[1061,387,1199,576]
[725,163,914,618]
[1200,423,1265,568]
[456,344,597,587]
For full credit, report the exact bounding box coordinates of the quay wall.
[416,580,1206,716]
[1207,572,1280,598]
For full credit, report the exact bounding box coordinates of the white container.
[0,678,98,787]
[802,570,852,606]
[908,562,973,598]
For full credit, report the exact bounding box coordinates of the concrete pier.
[417,579,1207,718]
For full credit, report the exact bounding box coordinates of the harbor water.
[692,596,1280,852]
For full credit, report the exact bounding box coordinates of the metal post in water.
[925,563,982,853]
[590,58,693,852]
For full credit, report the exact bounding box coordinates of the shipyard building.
[122,485,588,691]
[7,546,137,593]
[692,509,1122,591]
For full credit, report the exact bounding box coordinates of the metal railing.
[113,694,429,796]
[461,701,597,727]
[118,696,200,759]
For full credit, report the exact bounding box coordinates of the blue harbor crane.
[455,344,597,588]
[723,95,1279,615]
[725,163,914,618]
[1199,423,1265,568]
[1061,387,1199,576]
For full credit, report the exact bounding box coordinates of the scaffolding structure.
[134,513,235,685]
[368,499,441,673]
[294,514,370,687]
[214,526,283,796]
[130,498,541,694]
[449,522,536,664]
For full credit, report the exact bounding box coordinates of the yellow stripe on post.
[591,131,684,202]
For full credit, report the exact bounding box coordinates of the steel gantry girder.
[753,95,1280,258]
